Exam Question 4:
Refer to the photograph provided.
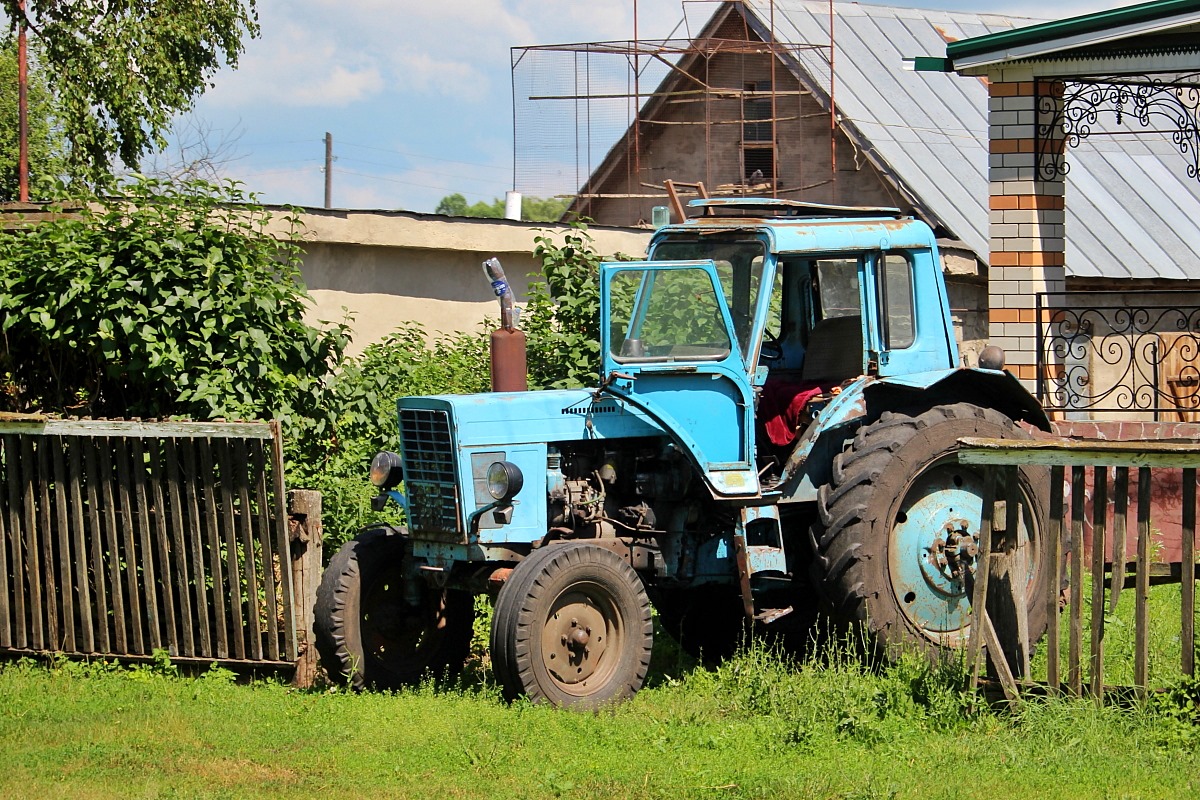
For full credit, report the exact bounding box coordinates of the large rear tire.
[810,403,1050,659]
[490,543,653,708]
[314,527,475,690]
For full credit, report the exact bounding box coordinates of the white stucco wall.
[276,208,653,357]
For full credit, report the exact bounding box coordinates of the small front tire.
[491,543,653,708]
[314,527,475,690]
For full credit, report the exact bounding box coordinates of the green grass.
[1,631,1198,800]
[1032,577,1196,690]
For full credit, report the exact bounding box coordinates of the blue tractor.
[314,199,1052,707]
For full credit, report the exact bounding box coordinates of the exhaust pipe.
[483,257,527,392]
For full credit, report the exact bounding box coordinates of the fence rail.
[958,436,1199,702]
[0,416,311,670]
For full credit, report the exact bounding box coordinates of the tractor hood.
[396,389,668,449]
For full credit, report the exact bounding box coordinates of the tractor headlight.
[485,460,524,501]
[369,451,404,490]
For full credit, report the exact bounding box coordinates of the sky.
[174,0,1133,213]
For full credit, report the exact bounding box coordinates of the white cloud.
[208,19,385,108]
[287,65,385,107]
[394,52,488,99]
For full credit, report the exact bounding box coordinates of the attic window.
[743,81,773,143]
[743,146,774,183]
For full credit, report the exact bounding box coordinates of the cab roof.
[651,197,938,255]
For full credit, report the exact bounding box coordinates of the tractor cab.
[600,198,960,491]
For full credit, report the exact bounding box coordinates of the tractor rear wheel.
[810,403,1050,659]
[490,543,653,708]
[314,527,475,690]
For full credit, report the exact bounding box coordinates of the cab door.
[600,260,759,497]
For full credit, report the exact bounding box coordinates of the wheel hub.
[888,460,1040,646]
[542,594,611,686]
[921,519,979,592]
[888,462,986,640]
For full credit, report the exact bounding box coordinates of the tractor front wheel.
[314,527,475,690]
[490,543,653,708]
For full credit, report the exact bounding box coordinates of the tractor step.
[734,507,792,620]
[754,606,794,624]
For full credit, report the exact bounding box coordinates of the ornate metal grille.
[1036,291,1200,419]
[1037,74,1200,183]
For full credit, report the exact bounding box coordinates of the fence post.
[288,489,323,688]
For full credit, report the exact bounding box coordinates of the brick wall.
[987,79,1066,389]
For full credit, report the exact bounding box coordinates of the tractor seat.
[801,315,864,384]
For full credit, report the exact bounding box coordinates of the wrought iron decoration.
[1037,292,1200,417]
[1037,75,1200,182]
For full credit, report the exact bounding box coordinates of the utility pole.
[324,132,333,208]
[18,0,29,202]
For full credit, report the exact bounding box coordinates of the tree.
[1,1,259,187]
[0,175,348,427]
[434,192,571,223]
[0,34,66,199]
[435,192,502,219]
[138,113,247,183]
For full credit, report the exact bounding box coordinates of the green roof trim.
[947,0,1200,62]
[911,56,953,72]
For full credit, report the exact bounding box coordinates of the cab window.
[609,267,733,363]
[880,253,915,349]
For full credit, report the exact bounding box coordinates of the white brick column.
[987,77,1066,393]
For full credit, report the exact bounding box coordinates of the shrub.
[288,324,492,548]
[0,175,349,432]
[524,224,605,389]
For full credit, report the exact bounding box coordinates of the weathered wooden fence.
[0,416,321,678]
[958,436,1199,702]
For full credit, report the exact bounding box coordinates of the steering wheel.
[760,327,784,363]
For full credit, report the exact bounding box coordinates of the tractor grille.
[399,408,461,536]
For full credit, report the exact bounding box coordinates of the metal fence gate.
[0,416,301,668]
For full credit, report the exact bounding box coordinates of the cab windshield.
[648,237,768,357]
[608,266,732,363]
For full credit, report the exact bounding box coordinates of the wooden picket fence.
[958,436,1199,702]
[0,415,321,678]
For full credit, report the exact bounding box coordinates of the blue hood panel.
[397,389,668,447]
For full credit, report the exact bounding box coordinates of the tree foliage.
[288,325,491,540]
[0,34,66,199]
[434,192,572,223]
[523,225,604,389]
[1,1,259,186]
[0,175,348,429]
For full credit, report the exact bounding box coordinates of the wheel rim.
[361,565,445,677]
[539,581,624,697]
[887,457,1039,647]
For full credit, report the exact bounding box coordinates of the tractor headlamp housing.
[485,460,524,502]
[369,451,404,490]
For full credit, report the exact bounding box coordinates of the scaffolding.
[511,1,837,225]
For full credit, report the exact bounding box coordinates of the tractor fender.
[865,368,1051,431]
[778,368,1048,504]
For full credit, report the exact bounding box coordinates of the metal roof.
[741,0,1200,280]
[946,0,1200,67]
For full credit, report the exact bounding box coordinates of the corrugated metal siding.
[746,0,1200,280]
